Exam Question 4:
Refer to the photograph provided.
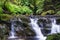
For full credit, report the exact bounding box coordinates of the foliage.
[36,0,45,13]
[56,11,60,15]
[0,0,6,7]
[0,7,3,14]
[46,33,60,40]
[0,0,60,15]
[5,2,32,14]
[44,0,60,15]
[5,2,22,14]
[21,6,32,14]
[28,0,45,14]
[21,0,30,6]
[11,0,22,5]
[55,3,60,11]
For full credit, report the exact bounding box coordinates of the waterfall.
[8,21,17,39]
[51,18,60,34]
[30,18,46,40]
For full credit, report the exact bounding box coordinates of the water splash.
[30,18,46,40]
[51,18,60,34]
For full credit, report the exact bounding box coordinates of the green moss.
[0,14,12,21]
[56,11,60,15]
[41,10,55,16]
[0,0,6,7]
[46,33,60,40]
[0,7,3,14]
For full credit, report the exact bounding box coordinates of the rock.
[8,38,25,40]
[46,33,60,40]
[15,21,35,37]
[0,24,9,40]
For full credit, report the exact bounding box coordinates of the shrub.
[5,2,32,15]
[5,2,22,14]
[21,6,32,14]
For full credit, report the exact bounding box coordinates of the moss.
[0,7,3,14]
[46,33,60,40]
[56,11,60,15]
[41,10,55,16]
[0,14,12,21]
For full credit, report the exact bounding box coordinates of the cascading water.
[51,18,60,34]
[8,21,17,39]
[30,18,46,40]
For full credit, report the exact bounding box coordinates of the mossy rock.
[17,15,30,23]
[0,14,12,21]
[46,33,60,40]
[56,11,60,15]
[41,10,55,16]
[22,22,35,36]
[16,21,35,37]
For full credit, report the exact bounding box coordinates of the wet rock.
[0,24,9,40]
[19,15,30,23]
[8,38,25,40]
[56,19,60,24]
[15,15,35,37]
[11,20,35,38]
[0,15,60,40]
[37,18,52,36]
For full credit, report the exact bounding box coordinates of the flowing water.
[7,17,60,40]
[8,21,17,39]
[30,18,46,40]
[51,18,60,34]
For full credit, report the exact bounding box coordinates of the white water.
[30,18,46,40]
[8,21,17,39]
[8,18,60,39]
[51,18,60,34]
